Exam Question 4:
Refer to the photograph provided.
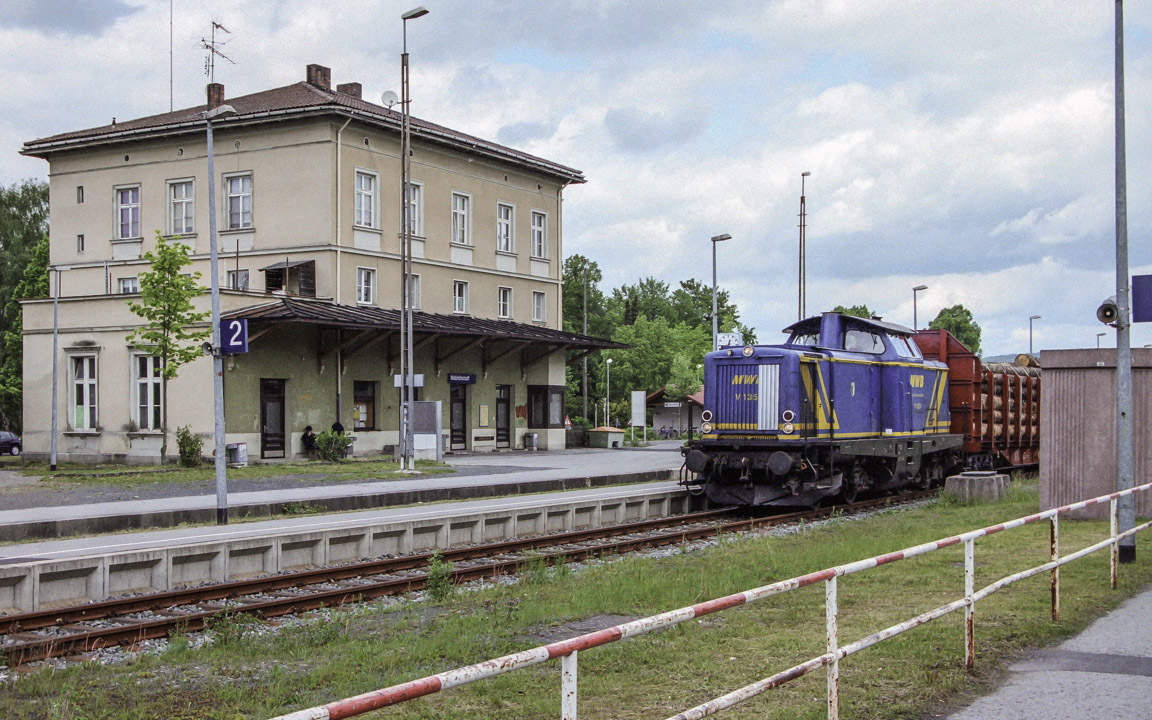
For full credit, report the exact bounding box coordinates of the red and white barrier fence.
[270,482,1152,720]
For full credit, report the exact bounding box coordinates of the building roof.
[22,74,585,184]
[223,296,624,350]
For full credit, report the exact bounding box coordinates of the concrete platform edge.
[0,469,676,542]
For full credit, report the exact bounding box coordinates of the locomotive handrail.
[268,482,1152,720]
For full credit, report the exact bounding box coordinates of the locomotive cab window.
[789,332,819,346]
[843,329,884,354]
[894,335,923,359]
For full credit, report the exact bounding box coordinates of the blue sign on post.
[220,318,248,354]
[448,373,476,384]
[1133,275,1152,323]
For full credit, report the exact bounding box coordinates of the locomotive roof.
[782,312,916,337]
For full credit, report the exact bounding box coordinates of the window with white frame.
[406,182,424,236]
[357,267,376,304]
[453,280,469,314]
[531,211,547,258]
[119,277,139,294]
[227,269,250,290]
[225,174,252,229]
[115,185,140,239]
[134,354,163,431]
[451,193,471,245]
[409,274,421,309]
[169,179,194,235]
[77,234,85,253]
[497,203,514,253]
[498,286,513,319]
[355,170,377,228]
[533,291,546,322]
[71,355,98,430]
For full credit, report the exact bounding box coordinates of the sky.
[2,0,1150,356]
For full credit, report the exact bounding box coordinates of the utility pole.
[1114,0,1135,562]
[582,262,588,421]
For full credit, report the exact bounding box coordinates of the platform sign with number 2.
[220,319,249,354]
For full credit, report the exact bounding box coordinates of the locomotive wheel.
[919,461,944,490]
[841,463,866,503]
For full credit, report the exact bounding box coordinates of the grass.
[2,482,1150,719]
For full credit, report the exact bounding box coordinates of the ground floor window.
[135,354,163,430]
[71,355,98,430]
[527,385,565,428]
[354,380,376,430]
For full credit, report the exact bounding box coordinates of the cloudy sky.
[3,0,1150,355]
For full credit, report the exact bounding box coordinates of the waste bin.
[523,432,538,451]
[225,442,248,467]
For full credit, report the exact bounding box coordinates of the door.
[495,385,511,448]
[450,383,467,450]
[260,379,286,458]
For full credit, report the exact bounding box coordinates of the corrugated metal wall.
[1040,348,1152,520]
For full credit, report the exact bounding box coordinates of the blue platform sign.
[448,373,476,384]
[1133,275,1152,323]
[220,318,248,354]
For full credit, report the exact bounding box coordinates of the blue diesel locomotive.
[682,312,965,507]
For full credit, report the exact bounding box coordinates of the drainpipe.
[335,117,352,422]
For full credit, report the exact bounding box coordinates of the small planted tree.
[126,233,209,463]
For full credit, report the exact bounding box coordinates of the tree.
[665,352,701,401]
[0,237,49,431]
[669,278,742,335]
[929,304,982,355]
[832,304,874,319]
[125,233,210,463]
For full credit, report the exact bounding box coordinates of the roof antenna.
[201,21,235,84]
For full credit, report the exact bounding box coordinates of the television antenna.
[201,21,235,83]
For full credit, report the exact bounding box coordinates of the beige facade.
[21,64,604,462]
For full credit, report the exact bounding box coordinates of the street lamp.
[710,233,732,351]
[605,358,613,427]
[1029,315,1041,355]
[1098,332,1106,348]
[799,171,811,321]
[398,5,428,471]
[912,285,927,330]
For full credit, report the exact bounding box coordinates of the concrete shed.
[1039,348,1152,519]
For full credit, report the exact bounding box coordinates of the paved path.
[946,586,1152,719]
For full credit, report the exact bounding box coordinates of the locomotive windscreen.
[714,362,780,431]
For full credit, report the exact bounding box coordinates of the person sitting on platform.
[302,426,317,458]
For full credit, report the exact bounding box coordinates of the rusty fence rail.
[270,482,1152,720]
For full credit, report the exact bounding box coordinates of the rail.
[269,482,1152,720]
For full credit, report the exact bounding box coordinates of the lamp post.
[398,5,428,471]
[1098,332,1106,348]
[605,358,613,427]
[1028,315,1041,355]
[799,171,811,321]
[205,99,236,524]
[912,285,927,330]
[710,233,731,351]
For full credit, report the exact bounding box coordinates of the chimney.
[336,82,362,99]
[207,83,225,110]
[306,64,331,90]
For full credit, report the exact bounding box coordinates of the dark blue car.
[0,431,21,456]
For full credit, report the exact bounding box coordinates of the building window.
[135,354,163,431]
[453,280,469,314]
[77,234,85,253]
[531,211,547,258]
[497,203,514,253]
[527,385,565,429]
[118,277,139,294]
[353,381,376,430]
[533,291,546,322]
[225,173,252,229]
[77,186,84,204]
[406,182,424,236]
[115,185,140,239]
[409,273,421,309]
[262,260,316,297]
[451,192,471,245]
[72,356,98,430]
[498,286,513,319]
[357,267,376,304]
[355,170,377,228]
[227,269,250,290]
[168,179,195,235]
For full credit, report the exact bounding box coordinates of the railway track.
[1,491,934,666]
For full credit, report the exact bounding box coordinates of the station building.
[20,64,619,463]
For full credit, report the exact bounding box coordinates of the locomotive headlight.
[742,345,754,357]
[782,422,794,434]
[782,410,795,422]
[701,421,713,434]
[701,410,713,422]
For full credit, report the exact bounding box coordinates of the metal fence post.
[562,651,578,720]
[1111,497,1119,589]
[826,575,839,720]
[964,539,975,669]
[1050,515,1060,622]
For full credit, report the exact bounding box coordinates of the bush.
[425,550,455,601]
[314,429,352,462]
[175,425,202,467]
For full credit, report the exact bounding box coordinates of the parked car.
[0,431,21,456]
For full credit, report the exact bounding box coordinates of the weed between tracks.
[2,482,1151,720]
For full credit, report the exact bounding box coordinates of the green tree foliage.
[832,304,874,319]
[929,304,982,355]
[665,352,702,401]
[0,237,49,431]
[125,233,210,463]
